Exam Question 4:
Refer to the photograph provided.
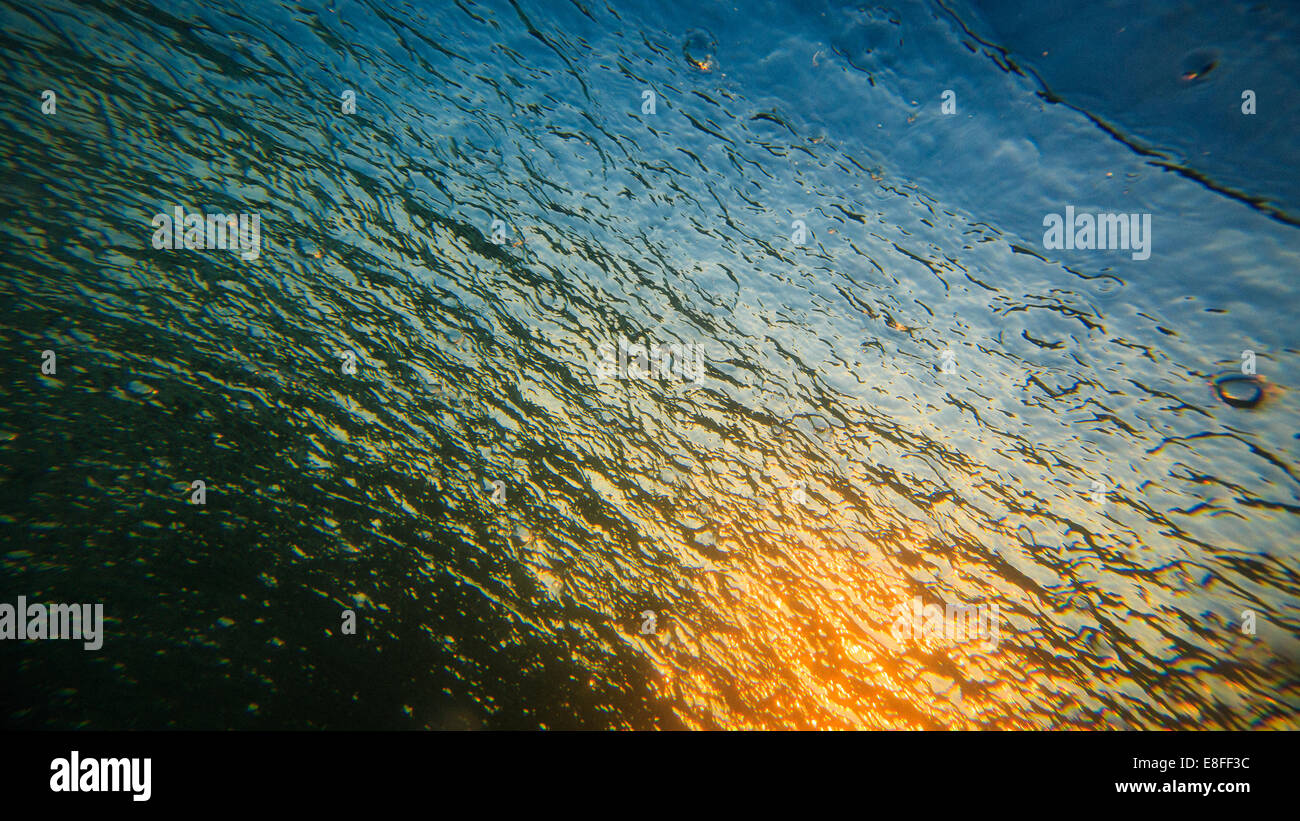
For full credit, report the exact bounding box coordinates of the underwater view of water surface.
[1,0,1298,730]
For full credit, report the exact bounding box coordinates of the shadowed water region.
[1,0,1297,729]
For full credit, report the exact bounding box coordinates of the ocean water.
[1,0,1297,730]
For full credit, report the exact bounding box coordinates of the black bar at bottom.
[0,730,1282,809]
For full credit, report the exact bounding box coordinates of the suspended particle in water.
[297,238,322,259]
[1089,479,1106,506]
[682,29,718,72]
[939,349,956,374]
[1179,48,1219,83]
[792,478,807,506]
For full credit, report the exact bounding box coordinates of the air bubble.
[1213,373,1263,408]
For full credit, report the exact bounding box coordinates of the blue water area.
[0,0,1296,729]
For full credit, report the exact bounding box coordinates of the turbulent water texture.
[1,0,1297,729]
